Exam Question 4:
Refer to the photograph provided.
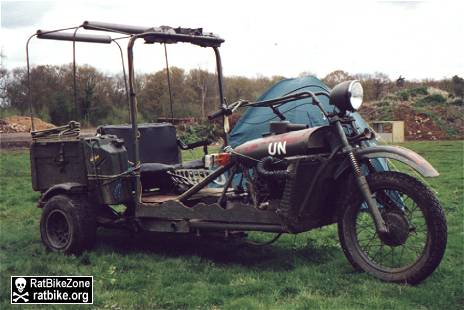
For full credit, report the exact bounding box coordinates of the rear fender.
[38,183,87,208]
[334,145,439,179]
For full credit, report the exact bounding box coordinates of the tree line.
[0,64,462,127]
[0,64,284,126]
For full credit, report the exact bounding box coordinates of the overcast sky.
[1,0,463,80]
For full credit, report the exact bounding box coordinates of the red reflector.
[216,153,230,166]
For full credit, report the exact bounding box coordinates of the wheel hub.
[47,210,70,249]
[380,211,410,246]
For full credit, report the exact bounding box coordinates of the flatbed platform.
[141,188,226,204]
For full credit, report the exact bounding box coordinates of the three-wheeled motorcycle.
[27,21,446,284]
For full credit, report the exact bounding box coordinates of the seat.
[140,159,205,190]
[140,163,176,190]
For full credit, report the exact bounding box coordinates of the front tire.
[40,194,96,255]
[338,171,447,284]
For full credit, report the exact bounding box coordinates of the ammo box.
[30,139,86,192]
[30,135,132,204]
[97,123,181,164]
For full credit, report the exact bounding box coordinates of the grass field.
[0,141,463,309]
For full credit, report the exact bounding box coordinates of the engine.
[252,157,287,207]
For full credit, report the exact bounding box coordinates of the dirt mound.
[0,116,55,133]
[394,104,446,140]
[359,87,464,140]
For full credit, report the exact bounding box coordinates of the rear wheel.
[40,194,96,255]
[338,172,447,284]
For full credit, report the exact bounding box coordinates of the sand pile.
[0,116,55,133]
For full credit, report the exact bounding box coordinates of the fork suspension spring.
[349,152,362,176]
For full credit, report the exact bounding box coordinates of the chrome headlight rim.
[329,80,364,113]
[347,80,363,111]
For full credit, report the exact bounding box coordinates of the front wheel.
[338,171,447,284]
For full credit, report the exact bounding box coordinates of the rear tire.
[338,171,447,284]
[40,194,96,255]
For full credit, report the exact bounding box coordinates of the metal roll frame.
[27,21,228,207]
[26,25,131,131]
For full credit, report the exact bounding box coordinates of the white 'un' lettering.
[268,141,286,155]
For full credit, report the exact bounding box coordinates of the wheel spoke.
[351,182,434,270]
[398,244,406,266]
[360,233,378,250]
[372,243,385,261]
[402,244,424,256]
[391,246,395,267]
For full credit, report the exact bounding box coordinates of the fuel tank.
[234,126,330,159]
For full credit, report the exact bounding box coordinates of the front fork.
[335,121,388,235]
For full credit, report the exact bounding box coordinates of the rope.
[31,121,80,140]
[87,164,140,180]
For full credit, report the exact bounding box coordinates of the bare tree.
[372,72,391,100]
[0,50,8,107]
[322,70,352,88]
[193,68,209,119]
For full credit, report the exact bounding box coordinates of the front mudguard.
[334,145,439,179]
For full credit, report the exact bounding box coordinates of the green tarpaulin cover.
[229,75,370,147]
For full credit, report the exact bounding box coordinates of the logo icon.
[11,276,93,304]
[12,277,29,303]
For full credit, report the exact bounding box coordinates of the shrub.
[397,87,428,101]
[397,90,410,101]
[449,98,463,106]
[177,121,222,144]
[415,94,447,106]
[377,101,391,107]
[409,87,429,97]
[376,105,394,120]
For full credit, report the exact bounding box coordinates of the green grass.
[1,141,463,309]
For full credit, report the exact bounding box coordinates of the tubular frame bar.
[127,35,142,203]
[189,221,286,233]
[26,26,81,131]
[113,40,130,107]
[72,26,82,120]
[36,30,112,43]
[26,26,131,130]
[177,163,233,203]
[127,32,228,204]
[213,47,227,144]
[83,20,149,35]
[164,44,174,120]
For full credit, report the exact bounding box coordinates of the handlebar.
[207,108,228,120]
[208,90,330,120]
[177,139,211,150]
[186,139,211,149]
[244,91,329,108]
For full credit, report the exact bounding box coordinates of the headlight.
[330,80,364,112]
